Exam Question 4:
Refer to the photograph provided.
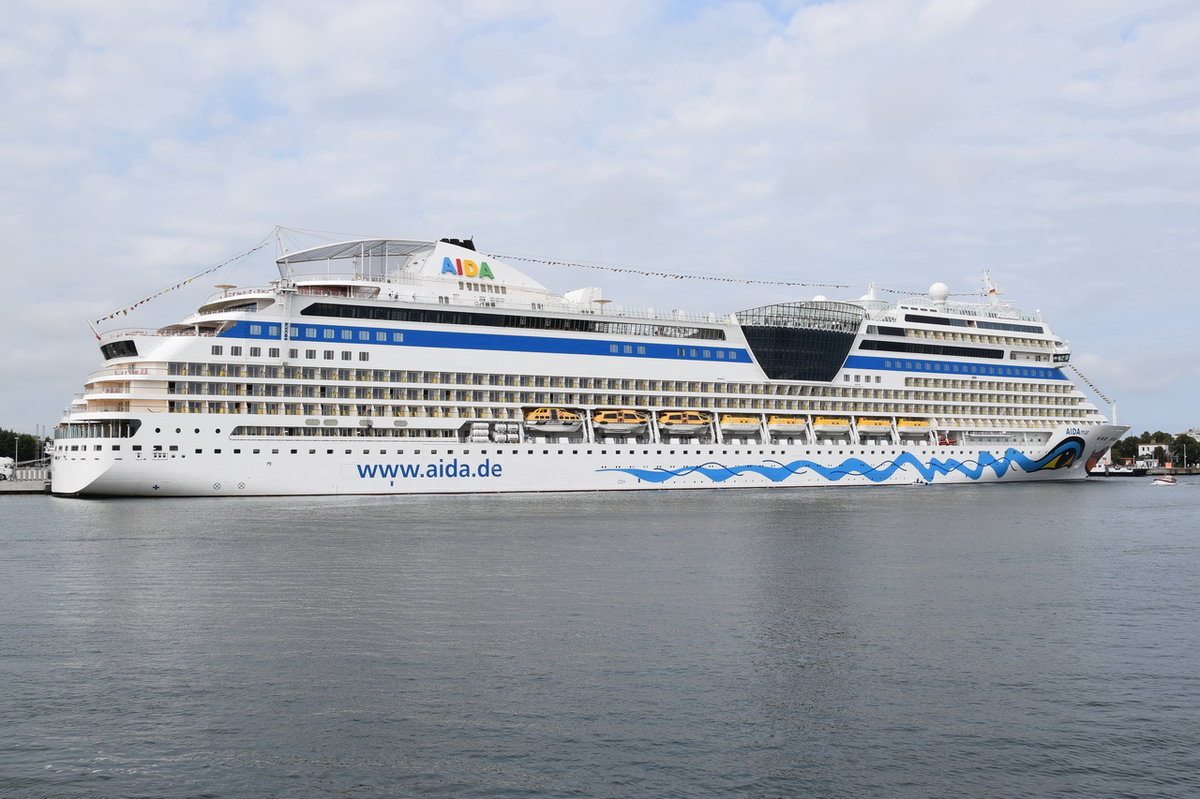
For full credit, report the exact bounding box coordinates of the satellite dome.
[929,282,950,302]
[813,294,827,302]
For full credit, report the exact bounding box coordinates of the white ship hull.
[53,419,1125,497]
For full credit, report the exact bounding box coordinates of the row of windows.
[247,324,404,344]
[458,280,508,294]
[213,345,372,362]
[910,329,1052,350]
[870,325,1054,351]
[61,441,988,457]
[604,344,740,360]
[167,363,813,395]
[871,357,1062,380]
[54,421,142,439]
[162,398,1098,423]
[905,377,1075,394]
[151,366,1086,414]
[212,341,742,364]
[903,313,1045,334]
[163,361,1078,401]
[860,339,1004,360]
[300,302,727,341]
[163,377,1087,409]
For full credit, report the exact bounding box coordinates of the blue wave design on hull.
[597,439,1084,485]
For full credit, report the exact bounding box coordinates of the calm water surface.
[2,480,1199,798]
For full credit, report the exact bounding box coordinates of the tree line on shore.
[0,428,49,463]
[1108,431,1199,466]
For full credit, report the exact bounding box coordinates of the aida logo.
[441,257,495,279]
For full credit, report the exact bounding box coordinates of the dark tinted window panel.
[858,339,1004,359]
[741,326,858,380]
[100,340,138,359]
[903,313,1043,334]
[735,301,866,381]
[300,302,725,341]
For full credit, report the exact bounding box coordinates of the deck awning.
[277,239,432,265]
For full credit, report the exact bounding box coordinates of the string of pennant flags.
[92,235,275,327]
[484,252,854,290]
[1066,363,1114,407]
[92,231,989,333]
[483,251,974,297]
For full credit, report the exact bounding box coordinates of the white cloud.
[1,0,1198,434]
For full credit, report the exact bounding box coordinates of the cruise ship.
[52,236,1127,496]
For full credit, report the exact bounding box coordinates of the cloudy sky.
[2,0,1197,437]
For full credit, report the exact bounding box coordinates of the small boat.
[767,415,808,436]
[658,410,712,435]
[811,416,851,434]
[1152,475,1178,486]
[897,418,931,436]
[719,414,761,433]
[1088,464,1146,477]
[592,408,649,434]
[937,435,959,446]
[524,407,583,433]
[856,418,892,436]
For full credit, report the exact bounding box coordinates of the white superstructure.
[52,237,1127,496]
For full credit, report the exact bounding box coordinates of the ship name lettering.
[441,257,495,279]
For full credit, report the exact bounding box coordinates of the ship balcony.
[82,385,166,400]
[87,365,166,382]
[84,400,132,413]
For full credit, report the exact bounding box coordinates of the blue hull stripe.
[218,320,750,363]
